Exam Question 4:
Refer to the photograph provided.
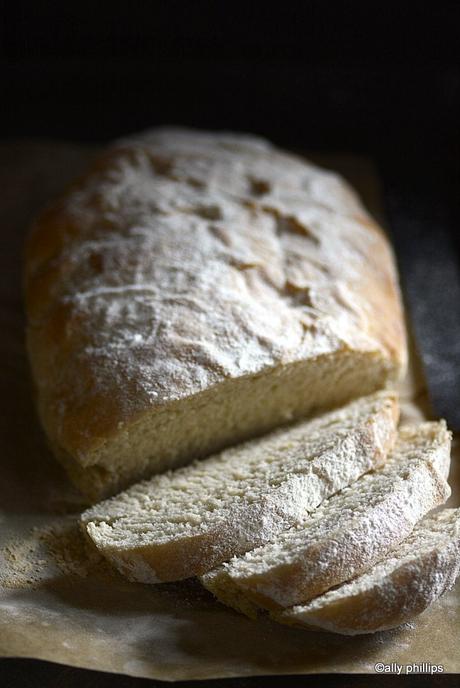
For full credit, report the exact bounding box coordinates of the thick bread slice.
[201,421,451,613]
[81,392,398,582]
[25,128,407,499]
[276,508,460,635]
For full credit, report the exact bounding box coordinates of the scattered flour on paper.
[0,517,115,589]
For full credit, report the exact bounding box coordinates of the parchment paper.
[0,142,458,680]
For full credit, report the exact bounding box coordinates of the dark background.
[1,2,459,212]
[1,1,460,156]
[1,1,460,685]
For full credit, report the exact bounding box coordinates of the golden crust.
[24,128,407,497]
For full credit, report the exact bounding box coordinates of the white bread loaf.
[25,128,407,499]
[81,392,398,582]
[201,422,451,614]
[276,508,460,635]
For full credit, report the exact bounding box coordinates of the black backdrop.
[1,1,459,155]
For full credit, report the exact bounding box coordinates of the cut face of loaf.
[276,508,460,635]
[81,392,398,582]
[201,421,451,614]
[25,127,407,499]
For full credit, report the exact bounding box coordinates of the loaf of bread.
[276,508,460,635]
[81,392,398,582]
[25,128,407,499]
[201,422,451,614]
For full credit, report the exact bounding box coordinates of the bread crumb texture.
[277,508,460,634]
[82,392,398,582]
[201,421,451,610]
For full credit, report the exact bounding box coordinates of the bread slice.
[276,507,460,635]
[81,391,398,582]
[25,128,407,499]
[201,421,451,614]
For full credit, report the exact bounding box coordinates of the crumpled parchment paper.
[0,142,458,680]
